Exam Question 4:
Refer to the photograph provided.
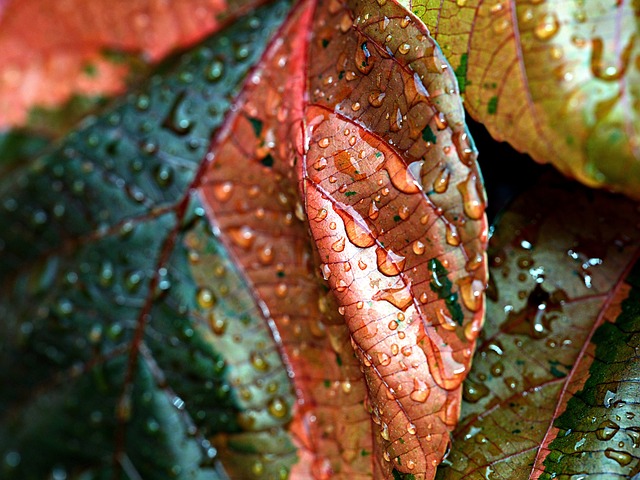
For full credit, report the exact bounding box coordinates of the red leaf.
[198,0,488,477]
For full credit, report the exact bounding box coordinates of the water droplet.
[534,13,559,41]
[373,283,413,311]
[376,248,406,276]
[413,240,425,255]
[315,208,328,222]
[332,237,346,252]
[368,90,386,107]
[275,283,288,298]
[336,207,375,248]
[206,60,225,81]
[407,422,417,435]
[596,420,619,441]
[208,312,226,335]
[410,378,429,402]
[445,222,461,246]
[368,201,380,220]
[315,157,328,170]
[268,397,289,419]
[463,379,489,403]
[258,245,275,265]
[433,168,450,193]
[228,226,255,249]
[250,351,270,371]
[318,137,330,148]
[398,205,410,220]
[355,41,374,74]
[605,448,632,466]
[197,288,216,309]
[398,43,411,54]
[378,352,391,366]
[380,422,391,440]
[458,173,485,220]
[212,181,233,202]
[459,276,484,311]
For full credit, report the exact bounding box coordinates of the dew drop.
[258,245,275,265]
[336,207,375,248]
[268,397,289,419]
[596,420,620,441]
[368,90,386,107]
[605,448,632,466]
[398,205,410,220]
[433,168,450,193]
[228,226,255,250]
[212,181,233,202]
[459,276,484,312]
[398,43,411,54]
[376,248,406,276]
[413,240,426,255]
[197,287,216,309]
[380,422,391,440]
[315,157,328,170]
[534,13,559,41]
[318,137,330,148]
[445,222,461,246]
[250,351,270,372]
[378,352,392,366]
[332,237,346,252]
[410,378,429,403]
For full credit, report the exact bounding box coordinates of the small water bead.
[358,259,368,270]
[331,237,346,252]
[213,181,233,202]
[368,90,386,107]
[275,283,288,298]
[378,352,392,366]
[398,43,411,55]
[410,378,429,403]
[534,13,560,41]
[380,422,391,440]
[209,313,227,335]
[268,397,289,419]
[318,137,330,148]
[315,208,328,222]
[433,168,450,193]
[412,240,426,255]
[445,222,461,246]
[197,287,216,309]
[376,248,406,276]
[258,245,275,265]
[368,201,380,220]
[398,205,410,220]
[351,102,361,112]
[596,420,620,441]
[206,60,225,81]
[229,226,255,250]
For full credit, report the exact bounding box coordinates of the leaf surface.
[0,3,299,478]
[0,0,487,479]
[403,0,640,198]
[0,0,265,129]
[435,174,640,479]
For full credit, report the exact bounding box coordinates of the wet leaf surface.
[403,0,640,199]
[435,173,640,479]
[0,0,487,479]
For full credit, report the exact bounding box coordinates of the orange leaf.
[0,0,264,128]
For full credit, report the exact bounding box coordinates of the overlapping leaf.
[402,0,640,199]
[435,173,640,479]
[0,0,265,129]
[0,0,488,479]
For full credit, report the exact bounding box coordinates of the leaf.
[0,0,488,478]
[402,0,640,199]
[0,3,299,478]
[435,173,640,479]
[196,0,487,477]
[0,0,266,129]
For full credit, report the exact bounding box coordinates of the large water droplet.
[376,248,406,276]
[410,378,429,403]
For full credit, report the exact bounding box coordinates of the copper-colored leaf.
[0,0,264,128]
[0,0,487,478]
[436,174,640,479]
[404,0,640,199]
[295,0,488,477]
